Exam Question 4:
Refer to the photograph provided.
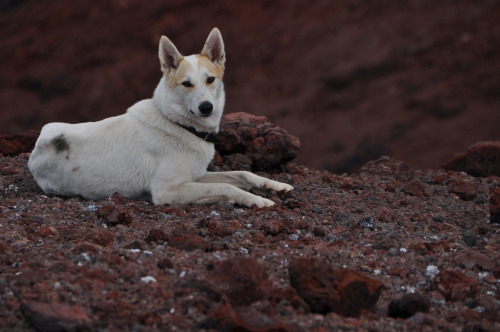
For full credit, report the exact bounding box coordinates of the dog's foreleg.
[152,182,275,207]
[198,171,294,192]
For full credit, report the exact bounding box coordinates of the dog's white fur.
[28,28,293,207]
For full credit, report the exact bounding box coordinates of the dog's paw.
[257,197,276,208]
[246,196,275,208]
[280,183,294,192]
[265,180,294,193]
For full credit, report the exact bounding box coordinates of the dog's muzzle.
[198,101,213,117]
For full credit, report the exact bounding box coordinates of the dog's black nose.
[198,101,213,116]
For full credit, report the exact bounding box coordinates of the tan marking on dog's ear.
[196,55,224,80]
[159,36,184,74]
[201,28,225,66]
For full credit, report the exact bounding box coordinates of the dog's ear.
[201,28,225,66]
[159,36,183,73]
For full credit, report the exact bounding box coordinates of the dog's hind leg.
[151,182,275,207]
[198,171,294,192]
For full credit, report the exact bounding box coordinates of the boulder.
[216,112,301,171]
[442,141,500,177]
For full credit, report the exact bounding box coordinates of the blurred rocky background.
[1,0,499,173]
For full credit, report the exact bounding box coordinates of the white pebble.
[426,265,439,279]
[140,276,157,284]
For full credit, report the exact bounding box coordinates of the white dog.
[28,28,293,207]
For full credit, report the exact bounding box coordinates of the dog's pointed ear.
[201,28,225,65]
[159,36,183,73]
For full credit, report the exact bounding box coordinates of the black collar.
[175,122,218,144]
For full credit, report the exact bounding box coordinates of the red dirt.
[1,141,500,330]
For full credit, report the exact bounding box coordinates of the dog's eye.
[206,77,215,84]
[181,81,193,88]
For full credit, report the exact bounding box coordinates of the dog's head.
[155,28,226,132]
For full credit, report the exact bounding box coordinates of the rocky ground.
[1,116,499,331]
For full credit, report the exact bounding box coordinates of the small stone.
[388,293,431,319]
[36,226,57,238]
[96,205,132,226]
[145,228,169,243]
[207,301,295,332]
[20,301,92,331]
[455,250,495,271]
[403,179,427,198]
[432,268,478,301]
[208,257,272,307]
[490,187,500,224]
[288,257,383,316]
[358,216,375,229]
[84,230,115,247]
[449,180,478,201]
[157,257,173,269]
[462,229,477,247]
[168,234,210,252]
[313,227,326,237]
[492,267,500,279]
[431,215,444,223]
[74,252,93,266]
[0,239,11,253]
[260,219,286,235]
[426,265,439,279]
[140,276,157,284]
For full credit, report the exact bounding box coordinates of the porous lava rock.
[20,301,93,332]
[0,130,39,157]
[442,141,500,177]
[210,301,298,332]
[491,187,500,224]
[208,257,273,307]
[216,112,301,171]
[288,257,384,316]
[388,293,431,319]
[96,205,133,226]
[432,268,478,301]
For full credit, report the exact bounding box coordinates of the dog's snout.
[198,101,213,116]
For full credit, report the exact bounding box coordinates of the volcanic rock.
[288,257,384,316]
[209,257,273,307]
[432,268,478,301]
[491,187,500,224]
[20,301,92,332]
[0,131,39,157]
[442,141,500,177]
[216,112,301,171]
[388,293,431,319]
[96,205,133,226]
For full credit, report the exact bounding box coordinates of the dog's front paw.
[265,180,294,193]
[244,196,275,208]
[258,197,276,207]
[280,183,294,192]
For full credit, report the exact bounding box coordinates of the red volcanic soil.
[1,0,499,173]
[1,110,500,330]
[1,136,500,330]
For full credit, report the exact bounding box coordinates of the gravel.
[1,153,499,331]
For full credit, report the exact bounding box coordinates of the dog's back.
[28,111,155,200]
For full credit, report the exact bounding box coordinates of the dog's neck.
[174,122,218,144]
